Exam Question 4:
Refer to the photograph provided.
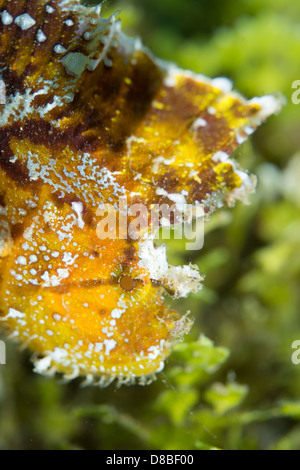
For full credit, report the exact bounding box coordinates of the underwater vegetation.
[0,0,299,450]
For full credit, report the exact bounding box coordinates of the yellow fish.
[0,0,282,385]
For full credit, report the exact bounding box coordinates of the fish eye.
[119,274,136,292]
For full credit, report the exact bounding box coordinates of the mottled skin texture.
[0,0,281,384]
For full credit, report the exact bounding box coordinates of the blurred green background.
[1,0,300,450]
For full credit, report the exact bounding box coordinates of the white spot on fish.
[14,13,36,31]
[53,44,67,54]
[45,5,55,14]
[104,339,117,356]
[1,10,13,25]
[36,29,47,42]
